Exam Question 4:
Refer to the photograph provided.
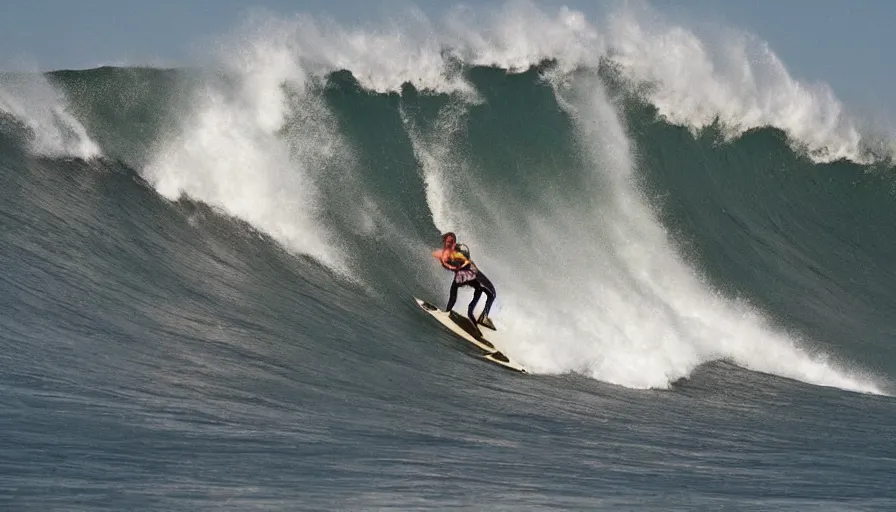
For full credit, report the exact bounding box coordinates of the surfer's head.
[441,232,456,248]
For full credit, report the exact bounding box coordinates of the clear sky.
[1,0,894,119]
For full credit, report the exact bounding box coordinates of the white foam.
[143,27,354,276]
[0,73,101,159]
[219,3,600,97]
[275,0,880,163]
[182,2,879,167]
[242,9,475,96]
[604,7,871,163]
[442,3,603,72]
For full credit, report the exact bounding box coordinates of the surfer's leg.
[474,273,497,330]
[445,281,460,312]
[477,273,496,317]
[467,283,483,320]
[466,281,484,336]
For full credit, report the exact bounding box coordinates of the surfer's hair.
[441,232,456,243]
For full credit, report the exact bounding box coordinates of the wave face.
[2,2,896,510]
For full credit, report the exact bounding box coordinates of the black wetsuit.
[446,271,496,326]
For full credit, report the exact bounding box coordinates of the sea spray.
[0,72,101,159]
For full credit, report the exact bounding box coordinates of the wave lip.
[604,7,875,163]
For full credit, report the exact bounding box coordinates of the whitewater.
[2,1,894,510]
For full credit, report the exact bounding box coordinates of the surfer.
[431,232,497,335]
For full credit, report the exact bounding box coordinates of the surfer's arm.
[433,249,455,270]
[433,249,468,271]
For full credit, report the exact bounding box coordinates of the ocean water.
[1,3,895,510]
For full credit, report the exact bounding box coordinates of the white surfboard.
[415,298,527,373]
